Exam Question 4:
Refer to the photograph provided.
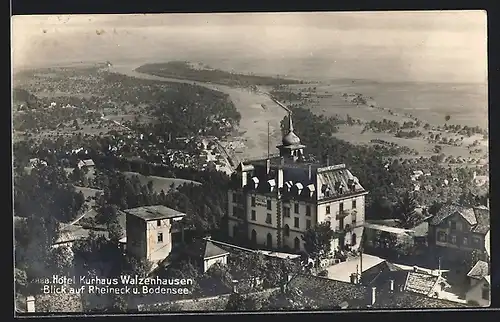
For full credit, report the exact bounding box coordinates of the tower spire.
[288,111,294,133]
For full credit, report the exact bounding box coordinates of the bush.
[318,270,328,277]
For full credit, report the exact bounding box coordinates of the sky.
[11,11,488,84]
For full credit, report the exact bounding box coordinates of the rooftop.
[404,272,440,296]
[123,205,186,221]
[467,260,489,280]
[430,204,489,235]
[364,223,414,235]
[287,274,468,309]
[360,261,405,286]
[184,238,230,260]
[372,291,468,309]
[287,274,369,309]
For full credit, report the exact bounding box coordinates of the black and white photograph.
[12,11,490,314]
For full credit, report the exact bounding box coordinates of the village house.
[428,204,490,264]
[363,217,429,256]
[283,274,467,309]
[77,159,95,169]
[182,237,230,273]
[124,205,186,265]
[465,275,490,307]
[228,113,367,253]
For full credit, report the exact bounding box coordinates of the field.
[270,82,488,163]
[122,171,201,194]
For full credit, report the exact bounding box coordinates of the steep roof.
[287,274,369,309]
[372,291,468,309]
[404,272,440,296]
[430,204,489,235]
[361,261,404,286]
[472,206,490,234]
[288,274,468,309]
[467,260,489,280]
[185,239,229,260]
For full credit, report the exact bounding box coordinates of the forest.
[136,61,301,87]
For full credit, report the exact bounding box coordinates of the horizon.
[11,11,488,85]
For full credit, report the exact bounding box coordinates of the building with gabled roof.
[228,113,367,253]
[77,159,95,169]
[428,204,490,261]
[124,205,186,263]
[183,237,230,273]
[466,260,490,287]
[285,274,468,309]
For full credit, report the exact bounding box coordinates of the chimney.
[308,164,312,181]
[370,287,377,305]
[277,167,284,190]
[266,159,271,175]
[390,280,394,292]
[232,281,238,293]
[26,296,35,313]
[241,171,248,188]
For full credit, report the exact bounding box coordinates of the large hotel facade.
[227,114,368,253]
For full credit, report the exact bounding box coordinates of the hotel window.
[463,237,468,246]
[267,200,272,210]
[266,213,272,224]
[450,221,457,230]
[157,232,163,243]
[251,197,256,207]
[326,206,331,214]
[438,232,447,242]
[339,202,344,213]
[306,219,311,229]
[472,237,481,246]
[157,220,161,227]
[294,203,299,214]
[306,205,311,217]
[251,210,256,221]
[352,199,357,209]
[451,235,457,244]
[294,217,300,228]
[352,212,357,224]
[482,287,490,301]
[284,207,290,218]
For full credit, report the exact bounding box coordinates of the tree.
[463,249,485,271]
[394,191,423,229]
[225,293,245,311]
[301,222,334,260]
[262,288,318,310]
[445,115,451,122]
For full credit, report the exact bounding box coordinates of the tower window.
[267,200,272,210]
[306,205,311,216]
[251,196,256,207]
[326,206,330,214]
[339,202,344,213]
[352,199,357,209]
[266,213,272,224]
[294,217,300,228]
[306,219,311,229]
[157,220,161,227]
[251,210,256,221]
[157,232,163,243]
[294,203,299,214]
